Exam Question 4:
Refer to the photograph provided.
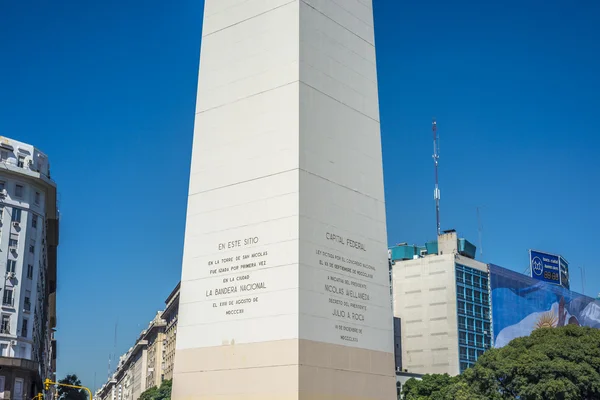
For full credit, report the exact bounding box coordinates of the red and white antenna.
[433,118,441,236]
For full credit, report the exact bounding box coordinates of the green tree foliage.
[401,326,600,400]
[466,325,600,399]
[401,374,459,400]
[139,379,172,400]
[58,374,88,400]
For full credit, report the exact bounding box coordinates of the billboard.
[529,249,567,287]
[490,265,600,348]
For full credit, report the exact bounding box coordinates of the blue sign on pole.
[529,250,561,285]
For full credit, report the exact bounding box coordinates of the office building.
[390,230,491,375]
[0,137,58,398]
[391,230,600,377]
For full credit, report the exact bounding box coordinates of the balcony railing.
[2,298,14,307]
[0,326,10,334]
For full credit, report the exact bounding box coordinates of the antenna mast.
[432,118,441,236]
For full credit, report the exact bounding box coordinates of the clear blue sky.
[0,0,598,390]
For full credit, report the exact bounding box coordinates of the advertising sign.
[490,265,600,348]
[529,249,561,285]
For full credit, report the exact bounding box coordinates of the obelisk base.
[173,340,396,400]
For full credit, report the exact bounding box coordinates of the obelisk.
[173,1,396,399]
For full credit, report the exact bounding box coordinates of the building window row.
[0,181,42,205]
[456,264,493,374]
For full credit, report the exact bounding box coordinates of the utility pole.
[432,118,441,236]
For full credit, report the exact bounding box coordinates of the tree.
[58,374,88,400]
[464,325,600,400]
[402,326,600,400]
[401,374,457,400]
[139,379,172,400]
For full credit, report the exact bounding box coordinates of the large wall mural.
[489,265,600,348]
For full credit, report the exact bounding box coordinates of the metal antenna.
[432,118,441,236]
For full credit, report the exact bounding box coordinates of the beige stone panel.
[299,340,394,376]
[172,365,299,399]
[299,365,395,400]
[173,340,299,373]
[172,339,394,399]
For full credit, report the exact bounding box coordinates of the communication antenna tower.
[432,118,441,236]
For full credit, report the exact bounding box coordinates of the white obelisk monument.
[172,1,396,398]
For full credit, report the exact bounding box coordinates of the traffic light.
[44,379,51,391]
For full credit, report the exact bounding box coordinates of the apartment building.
[0,137,58,399]
[160,282,179,381]
[143,312,166,391]
[96,282,180,400]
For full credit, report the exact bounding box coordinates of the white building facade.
[0,137,58,399]
[391,231,492,376]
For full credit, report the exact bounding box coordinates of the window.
[11,208,21,223]
[27,264,33,279]
[482,293,489,304]
[15,184,23,197]
[34,191,40,205]
[467,318,474,330]
[24,291,31,312]
[473,276,481,287]
[0,150,8,161]
[0,315,9,333]
[466,288,473,301]
[17,156,24,168]
[0,181,4,192]
[2,289,13,306]
[468,348,476,359]
[32,215,37,228]
[9,238,18,248]
[475,305,482,318]
[7,260,16,273]
[20,318,28,337]
[29,240,35,253]
[465,273,473,285]
[476,334,484,346]
[13,378,23,399]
